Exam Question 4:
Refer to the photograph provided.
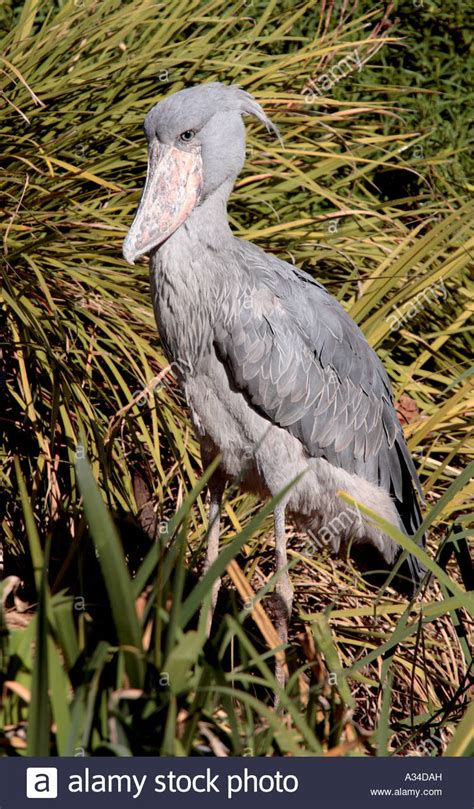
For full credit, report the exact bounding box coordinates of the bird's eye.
[179,129,195,143]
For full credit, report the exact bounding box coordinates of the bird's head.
[122,82,279,264]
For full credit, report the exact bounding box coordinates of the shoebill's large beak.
[122,142,203,264]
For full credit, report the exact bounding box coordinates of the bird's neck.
[150,180,236,370]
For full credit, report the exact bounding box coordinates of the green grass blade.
[27,543,50,755]
[75,449,144,687]
[445,702,474,757]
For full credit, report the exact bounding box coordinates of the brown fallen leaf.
[396,393,420,426]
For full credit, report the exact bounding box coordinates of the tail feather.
[346,443,427,596]
[392,441,426,592]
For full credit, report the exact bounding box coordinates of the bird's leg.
[202,476,225,638]
[273,502,293,690]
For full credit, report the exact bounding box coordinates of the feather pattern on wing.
[213,239,424,573]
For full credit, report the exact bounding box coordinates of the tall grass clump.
[1,0,472,756]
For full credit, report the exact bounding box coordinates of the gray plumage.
[123,83,426,662]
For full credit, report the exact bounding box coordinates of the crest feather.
[233,86,282,143]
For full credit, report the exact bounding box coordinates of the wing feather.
[214,240,424,561]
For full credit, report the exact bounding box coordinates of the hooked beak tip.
[122,236,136,266]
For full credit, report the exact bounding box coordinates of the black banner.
[0,756,471,807]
